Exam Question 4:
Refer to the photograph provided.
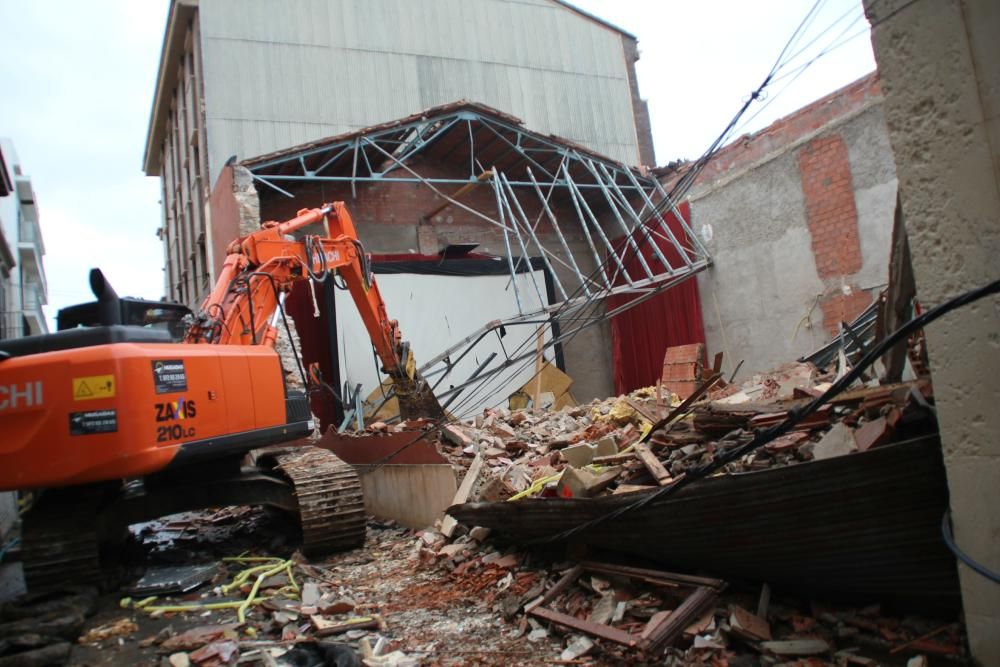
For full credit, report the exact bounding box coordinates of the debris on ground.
[2,338,966,666]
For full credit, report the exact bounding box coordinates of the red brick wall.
[798,134,872,335]
[819,289,873,336]
[798,135,863,279]
[256,160,604,256]
[207,165,241,279]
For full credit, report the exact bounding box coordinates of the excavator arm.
[186,202,444,420]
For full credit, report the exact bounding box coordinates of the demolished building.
[210,102,710,428]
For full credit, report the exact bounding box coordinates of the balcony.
[0,311,26,341]
[20,280,47,335]
[17,204,46,294]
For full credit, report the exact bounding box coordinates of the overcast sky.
[0,0,875,327]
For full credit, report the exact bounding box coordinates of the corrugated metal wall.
[197,0,640,181]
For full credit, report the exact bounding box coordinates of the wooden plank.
[638,372,723,446]
[624,398,659,424]
[530,606,636,646]
[311,616,378,637]
[633,442,672,485]
[613,484,656,495]
[643,586,718,651]
[532,326,545,407]
[440,454,484,537]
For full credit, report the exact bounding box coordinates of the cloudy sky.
[0,0,875,327]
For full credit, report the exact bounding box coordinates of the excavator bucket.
[391,344,446,421]
[310,427,457,530]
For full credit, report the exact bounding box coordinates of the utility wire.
[359,0,893,467]
[531,277,1000,545]
[942,510,1000,584]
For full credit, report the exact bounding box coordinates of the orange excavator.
[0,202,443,590]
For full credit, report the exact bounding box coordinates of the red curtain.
[607,202,706,394]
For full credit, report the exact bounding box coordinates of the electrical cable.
[941,510,1000,584]
[446,0,898,415]
[356,0,900,466]
[529,277,1000,546]
[246,271,310,390]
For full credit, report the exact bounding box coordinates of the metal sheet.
[130,563,218,596]
[197,0,642,179]
[447,436,960,610]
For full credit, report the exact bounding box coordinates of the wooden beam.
[633,442,672,486]
[420,170,494,221]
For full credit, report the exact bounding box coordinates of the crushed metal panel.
[448,436,960,610]
[315,429,457,529]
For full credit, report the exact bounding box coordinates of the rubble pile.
[0,347,961,666]
[430,362,934,504]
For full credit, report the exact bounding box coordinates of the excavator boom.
[186,202,443,421]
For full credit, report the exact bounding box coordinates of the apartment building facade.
[0,138,48,341]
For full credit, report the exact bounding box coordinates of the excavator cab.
[55,269,192,340]
[0,270,193,358]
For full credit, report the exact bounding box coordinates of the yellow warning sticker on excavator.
[72,375,116,401]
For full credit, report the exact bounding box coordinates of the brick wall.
[798,134,873,334]
[256,160,611,262]
[681,75,896,381]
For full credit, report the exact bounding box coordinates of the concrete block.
[965,612,1000,667]
[594,435,617,457]
[560,442,596,467]
[942,456,1000,621]
[813,423,856,460]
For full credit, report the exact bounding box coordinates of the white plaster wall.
[333,269,551,419]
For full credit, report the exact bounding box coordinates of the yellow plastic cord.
[134,557,295,623]
[141,598,269,615]
[237,560,290,623]
[508,473,561,501]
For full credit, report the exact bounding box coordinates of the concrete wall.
[685,86,897,380]
[195,0,649,181]
[251,164,616,402]
[866,0,1000,662]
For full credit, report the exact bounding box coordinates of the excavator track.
[20,488,104,592]
[17,447,364,592]
[272,446,366,554]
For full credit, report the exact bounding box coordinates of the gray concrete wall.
[688,103,897,381]
[866,0,1000,662]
